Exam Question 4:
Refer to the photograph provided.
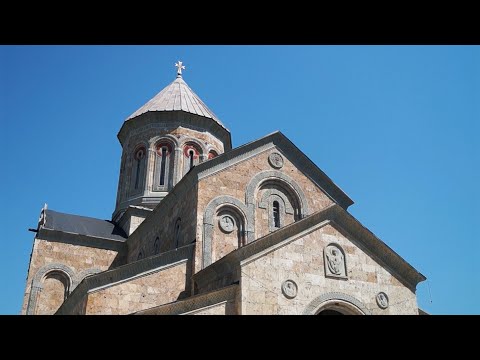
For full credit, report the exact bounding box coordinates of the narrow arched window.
[189,150,195,169]
[208,150,218,160]
[134,148,146,190]
[183,143,201,175]
[273,201,280,228]
[154,142,173,191]
[174,218,181,248]
[159,147,167,185]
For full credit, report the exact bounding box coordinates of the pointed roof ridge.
[125,76,228,130]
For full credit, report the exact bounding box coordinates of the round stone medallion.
[281,280,298,299]
[376,292,389,309]
[219,215,235,233]
[268,152,284,169]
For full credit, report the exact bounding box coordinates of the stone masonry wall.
[116,124,224,212]
[240,224,418,315]
[185,300,235,315]
[86,261,187,315]
[21,237,120,314]
[127,182,198,262]
[196,147,335,273]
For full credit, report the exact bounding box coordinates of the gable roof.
[125,76,228,130]
[192,131,353,209]
[194,204,426,292]
[128,131,354,246]
[43,209,127,242]
[129,131,353,248]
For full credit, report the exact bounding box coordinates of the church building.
[22,62,426,315]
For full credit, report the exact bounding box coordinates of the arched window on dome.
[183,143,202,175]
[132,147,146,193]
[153,142,174,191]
[208,150,218,160]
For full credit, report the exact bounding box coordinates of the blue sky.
[1,45,478,315]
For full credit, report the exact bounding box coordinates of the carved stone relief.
[281,280,298,299]
[376,292,389,309]
[324,244,347,279]
[268,152,284,169]
[219,214,235,233]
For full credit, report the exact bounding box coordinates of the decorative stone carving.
[324,244,347,279]
[281,280,298,299]
[268,152,284,169]
[219,215,235,233]
[376,292,389,309]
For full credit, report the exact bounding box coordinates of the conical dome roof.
[126,75,227,130]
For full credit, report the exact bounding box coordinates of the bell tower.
[113,62,231,234]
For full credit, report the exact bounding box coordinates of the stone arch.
[207,149,219,160]
[245,170,310,239]
[183,140,204,175]
[203,196,250,268]
[27,263,75,315]
[132,141,149,154]
[32,263,75,289]
[179,137,208,155]
[149,134,180,148]
[152,136,177,191]
[73,268,102,289]
[302,292,371,315]
[258,188,295,215]
[130,142,148,194]
[246,170,309,217]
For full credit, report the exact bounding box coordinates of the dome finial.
[175,61,185,78]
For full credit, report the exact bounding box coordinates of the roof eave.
[117,111,232,150]
[194,204,426,293]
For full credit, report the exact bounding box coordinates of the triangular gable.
[192,131,353,209]
[194,204,426,292]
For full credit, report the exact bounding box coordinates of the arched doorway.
[318,309,344,315]
[303,292,371,315]
[314,300,363,315]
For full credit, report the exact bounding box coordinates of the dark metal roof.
[44,210,127,242]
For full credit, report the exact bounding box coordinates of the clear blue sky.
[1,45,478,315]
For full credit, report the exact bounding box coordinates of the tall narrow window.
[189,150,194,169]
[134,159,141,189]
[184,143,201,176]
[174,218,181,248]
[154,142,173,191]
[159,147,167,186]
[134,148,145,190]
[273,201,280,228]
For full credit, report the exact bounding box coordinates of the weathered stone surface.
[21,237,120,315]
[86,261,187,315]
[240,224,418,315]
[196,147,335,273]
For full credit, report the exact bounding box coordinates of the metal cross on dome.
[175,61,185,77]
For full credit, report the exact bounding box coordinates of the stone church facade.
[22,63,426,315]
